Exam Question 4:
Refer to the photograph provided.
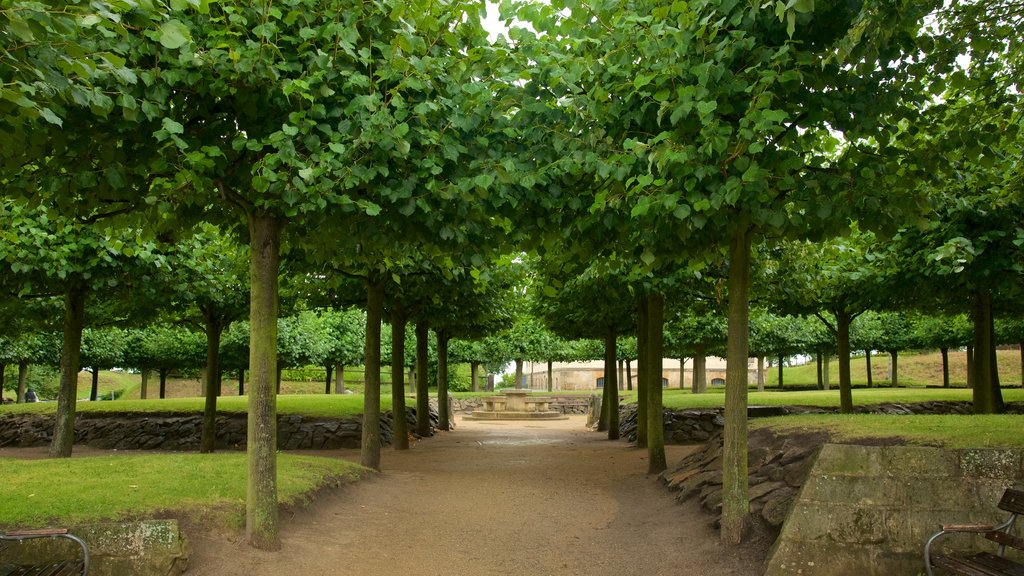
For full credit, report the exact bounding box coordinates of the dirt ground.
[183,415,768,576]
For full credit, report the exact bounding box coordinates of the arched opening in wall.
[710,377,725,387]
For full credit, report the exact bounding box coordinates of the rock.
[761,488,797,527]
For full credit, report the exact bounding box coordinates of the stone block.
[812,444,884,477]
[881,446,956,478]
[3,521,189,576]
[959,449,1022,479]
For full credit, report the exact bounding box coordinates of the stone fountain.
[463,390,568,421]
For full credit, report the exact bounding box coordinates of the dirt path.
[187,415,766,576]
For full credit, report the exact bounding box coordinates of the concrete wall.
[765,445,1024,576]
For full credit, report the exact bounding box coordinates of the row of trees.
[3,0,1020,549]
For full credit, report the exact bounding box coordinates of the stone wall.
[622,401,1024,445]
[0,406,439,451]
[452,395,592,415]
[1,520,188,576]
[765,445,1024,576]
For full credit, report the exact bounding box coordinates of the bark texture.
[415,321,431,436]
[245,214,283,551]
[361,280,384,470]
[436,329,451,432]
[50,281,86,458]
[721,228,751,545]
[391,312,409,450]
[646,293,666,475]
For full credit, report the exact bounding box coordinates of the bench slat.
[934,553,1024,576]
[0,561,84,576]
[986,530,1024,552]
[998,489,1024,516]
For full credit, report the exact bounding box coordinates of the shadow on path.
[187,415,767,576]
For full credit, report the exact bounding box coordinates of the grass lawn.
[659,385,1024,410]
[0,394,370,418]
[0,453,365,528]
[751,414,1024,448]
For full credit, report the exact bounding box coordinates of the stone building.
[520,357,758,391]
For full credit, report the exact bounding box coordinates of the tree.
[0,201,164,457]
[504,0,935,542]
[767,230,896,411]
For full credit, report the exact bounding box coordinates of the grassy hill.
[764,348,1022,389]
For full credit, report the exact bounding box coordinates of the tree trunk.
[140,368,150,400]
[200,312,224,454]
[816,351,823,390]
[618,359,625,391]
[822,352,831,391]
[940,348,950,388]
[966,345,974,389]
[90,369,99,401]
[238,368,245,396]
[972,289,1003,413]
[865,351,873,388]
[335,363,345,393]
[50,281,87,458]
[0,364,5,402]
[514,358,524,390]
[604,326,619,440]
[636,297,649,448]
[17,361,28,403]
[679,357,688,389]
[470,362,480,392]
[626,359,633,391]
[275,365,282,395]
[245,213,283,551]
[646,293,666,474]
[391,311,409,450]
[721,227,751,545]
[693,345,707,393]
[546,360,553,392]
[362,279,384,469]
[324,364,332,394]
[436,329,451,432]
[777,354,784,389]
[836,311,853,414]
[415,321,431,436]
[756,356,765,392]
[888,350,898,386]
[160,368,168,399]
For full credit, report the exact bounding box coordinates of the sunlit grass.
[0,453,365,528]
[0,394,371,418]
[752,414,1024,448]
[659,386,1024,410]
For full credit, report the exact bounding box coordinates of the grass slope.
[0,394,369,418]
[0,453,365,528]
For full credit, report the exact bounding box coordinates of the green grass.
[0,394,371,418]
[751,414,1024,448]
[767,349,1023,388]
[0,453,365,528]
[659,386,1024,410]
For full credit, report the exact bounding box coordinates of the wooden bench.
[0,528,89,576]
[925,488,1024,576]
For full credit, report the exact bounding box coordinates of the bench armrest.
[940,523,995,533]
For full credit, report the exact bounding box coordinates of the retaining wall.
[765,445,1024,576]
[0,406,440,451]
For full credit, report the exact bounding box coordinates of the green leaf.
[640,249,656,266]
[157,20,191,49]
[474,174,495,189]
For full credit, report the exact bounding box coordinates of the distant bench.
[925,488,1024,576]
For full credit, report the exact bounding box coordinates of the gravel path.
[187,415,767,576]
